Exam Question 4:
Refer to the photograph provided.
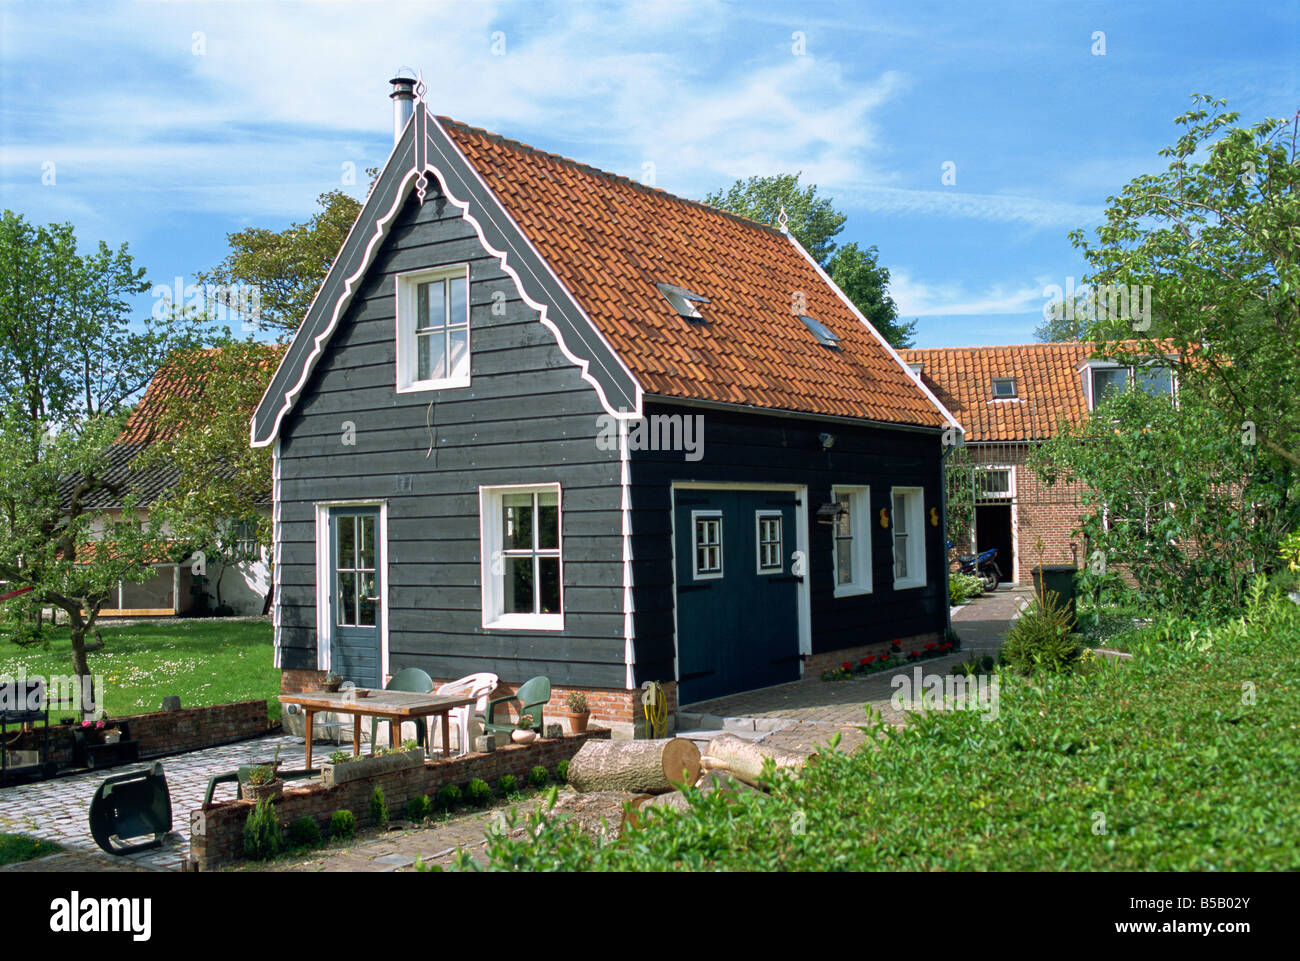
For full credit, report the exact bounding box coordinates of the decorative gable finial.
[777,204,789,232]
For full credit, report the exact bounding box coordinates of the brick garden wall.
[189,729,608,870]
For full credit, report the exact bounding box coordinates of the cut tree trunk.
[700,733,807,789]
[567,737,701,795]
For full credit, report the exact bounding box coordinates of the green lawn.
[1,618,280,722]
[0,833,61,866]
[469,591,1300,871]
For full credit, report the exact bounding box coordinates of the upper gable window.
[1086,362,1176,409]
[991,377,1017,399]
[395,266,471,392]
[798,315,841,349]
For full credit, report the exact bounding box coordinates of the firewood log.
[567,737,701,794]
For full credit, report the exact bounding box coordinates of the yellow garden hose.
[641,681,668,739]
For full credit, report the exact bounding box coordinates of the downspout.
[941,439,953,643]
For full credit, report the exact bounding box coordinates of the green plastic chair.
[88,762,172,855]
[369,667,434,749]
[480,676,551,738]
[202,765,321,806]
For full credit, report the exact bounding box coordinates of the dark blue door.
[329,508,381,688]
[675,490,801,704]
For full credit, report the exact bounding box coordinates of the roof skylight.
[656,282,710,320]
[798,314,841,349]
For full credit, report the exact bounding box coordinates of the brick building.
[900,342,1176,585]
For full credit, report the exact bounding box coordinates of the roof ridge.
[437,115,791,242]
[903,341,1090,353]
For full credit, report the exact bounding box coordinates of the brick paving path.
[0,733,308,873]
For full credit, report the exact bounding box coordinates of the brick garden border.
[189,729,610,870]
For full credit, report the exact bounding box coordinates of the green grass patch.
[0,833,61,866]
[464,592,1300,871]
[1,619,279,722]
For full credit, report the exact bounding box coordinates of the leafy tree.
[131,339,281,614]
[703,174,916,348]
[1033,387,1297,616]
[198,189,363,340]
[0,211,209,704]
[1069,96,1300,469]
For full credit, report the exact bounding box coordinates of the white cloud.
[890,270,1045,317]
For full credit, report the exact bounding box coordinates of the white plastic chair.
[435,673,499,756]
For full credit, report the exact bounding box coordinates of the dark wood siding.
[628,401,947,685]
[277,187,627,689]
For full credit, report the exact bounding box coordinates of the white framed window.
[831,486,872,596]
[692,511,723,580]
[1085,361,1176,409]
[991,377,1017,399]
[891,487,926,590]
[975,467,1015,501]
[395,265,471,393]
[755,511,784,575]
[479,484,563,630]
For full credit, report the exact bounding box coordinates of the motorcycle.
[956,546,1001,592]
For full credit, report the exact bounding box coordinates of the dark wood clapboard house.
[252,78,963,736]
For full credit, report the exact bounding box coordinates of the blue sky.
[1,0,1296,348]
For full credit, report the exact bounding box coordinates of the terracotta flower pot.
[567,711,590,734]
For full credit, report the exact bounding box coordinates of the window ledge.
[833,583,872,598]
[483,613,565,632]
[892,578,926,591]
[396,375,471,394]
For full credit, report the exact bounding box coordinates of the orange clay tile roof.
[899,342,1096,443]
[440,119,949,430]
[119,346,285,445]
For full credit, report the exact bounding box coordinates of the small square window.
[992,377,1017,399]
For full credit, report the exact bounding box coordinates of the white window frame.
[395,264,471,393]
[755,511,784,575]
[890,486,927,591]
[691,510,724,580]
[831,485,872,597]
[479,483,564,631]
[1083,360,1178,410]
[991,377,1017,399]
[974,465,1016,501]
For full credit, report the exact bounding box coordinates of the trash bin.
[1031,565,1078,629]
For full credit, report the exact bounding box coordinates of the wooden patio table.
[278,690,477,769]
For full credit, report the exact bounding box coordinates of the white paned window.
[480,485,563,630]
[693,511,723,579]
[891,487,926,590]
[396,265,471,392]
[756,512,784,574]
[831,486,871,596]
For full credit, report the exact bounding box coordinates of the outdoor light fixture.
[880,508,890,529]
[816,502,846,525]
[819,432,836,450]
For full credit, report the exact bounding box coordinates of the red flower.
[924,642,938,650]
[863,655,875,665]
[842,662,852,672]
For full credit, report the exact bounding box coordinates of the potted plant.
[242,747,283,802]
[322,672,343,693]
[511,714,537,745]
[563,691,590,733]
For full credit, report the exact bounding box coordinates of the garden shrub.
[442,596,1300,871]
[1001,590,1078,674]
[556,760,570,783]
[529,765,549,788]
[436,784,461,810]
[286,816,321,849]
[497,774,518,796]
[329,810,355,840]
[370,786,388,828]
[466,778,492,806]
[948,572,984,606]
[406,794,431,823]
[242,799,282,861]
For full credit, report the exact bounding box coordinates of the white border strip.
[271,438,282,669]
[619,417,636,690]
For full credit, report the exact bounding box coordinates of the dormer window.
[656,282,710,320]
[1085,361,1176,409]
[798,315,841,349]
[396,265,471,392]
[991,377,1017,399]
